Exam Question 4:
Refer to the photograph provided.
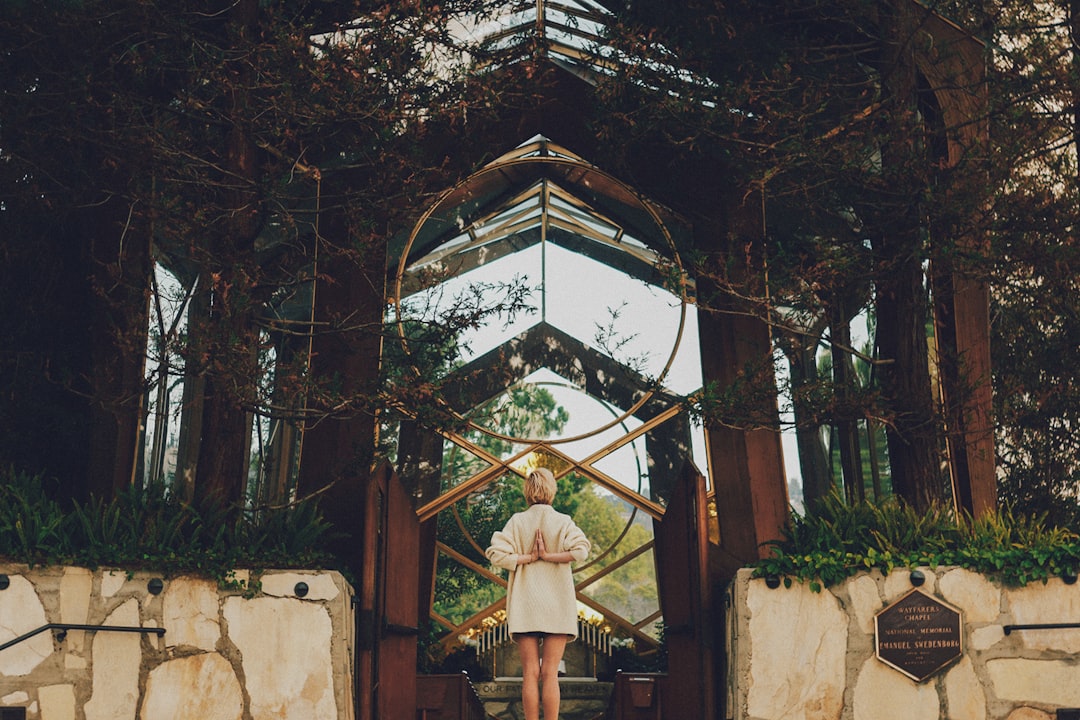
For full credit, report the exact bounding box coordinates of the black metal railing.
[0,623,165,653]
[1003,622,1080,635]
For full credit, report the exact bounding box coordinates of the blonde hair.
[523,467,557,505]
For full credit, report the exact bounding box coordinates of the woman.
[486,467,591,720]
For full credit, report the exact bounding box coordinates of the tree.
[971,0,1080,524]
[0,0,513,509]
[590,0,1002,512]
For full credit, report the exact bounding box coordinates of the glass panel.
[440,437,497,493]
[462,382,569,443]
[399,244,687,389]
[544,245,683,381]
[511,448,573,477]
[433,551,504,627]
[691,420,710,493]
[661,302,703,397]
[572,488,652,573]
[585,435,651,501]
[636,616,664,642]
[580,546,660,627]
[399,244,543,366]
[246,335,277,501]
[524,369,643,453]
[592,407,691,507]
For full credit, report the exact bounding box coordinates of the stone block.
[224,596,337,719]
[944,657,986,720]
[139,653,243,720]
[987,658,1080,706]
[940,568,1001,623]
[745,580,847,720]
[970,624,1004,651]
[38,684,75,720]
[0,574,51,676]
[83,599,141,720]
[1005,579,1080,653]
[59,568,93,653]
[847,574,883,636]
[162,577,220,652]
[852,657,938,720]
[100,571,126,598]
[883,568,936,601]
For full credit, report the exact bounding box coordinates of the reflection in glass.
[433,551,503,627]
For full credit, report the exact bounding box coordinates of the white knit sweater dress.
[486,503,591,639]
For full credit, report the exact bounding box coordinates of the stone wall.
[727,566,1080,720]
[0,565,354,720]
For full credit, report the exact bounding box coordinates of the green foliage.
[0,468,335,584]
[0,472,67,563]
[753,492,1080,591]
[574,491,658,624]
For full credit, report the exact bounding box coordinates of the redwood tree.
[0,0,511,506]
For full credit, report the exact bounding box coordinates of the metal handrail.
[1003,622,1080,635]
[0,623,165,653]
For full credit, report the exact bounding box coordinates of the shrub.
[753,491,1080,591]
[0,467,337,584]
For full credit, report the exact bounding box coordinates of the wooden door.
[654,462,716,720]
[357,462,421,720]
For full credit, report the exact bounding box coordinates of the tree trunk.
[1072,0,1080,164]
[782,328,832,508]
[873,0,945,510]
[830,304,864,503]
[84,196,152,501]
[192,0,262,510]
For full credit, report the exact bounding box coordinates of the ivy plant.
[752,492,1080,591]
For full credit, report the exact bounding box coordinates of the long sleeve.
[559,521,591,563]
[485,528,520,572]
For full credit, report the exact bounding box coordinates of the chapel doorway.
[383,137,717,706]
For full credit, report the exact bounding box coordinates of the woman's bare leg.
[517,635,542,720]
[540,635,568,719]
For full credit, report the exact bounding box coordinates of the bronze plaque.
[875,588,963,682]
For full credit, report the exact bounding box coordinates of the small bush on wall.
[753,492,1080,591]
[0,468,336,583]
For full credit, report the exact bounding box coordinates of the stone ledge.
[476,678,613,720]
[477,678,610,701]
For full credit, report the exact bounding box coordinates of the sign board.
[875,588,963,682]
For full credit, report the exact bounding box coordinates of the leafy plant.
[753,491,1080,591]
[0,468,338,585]
[0,470,67,565]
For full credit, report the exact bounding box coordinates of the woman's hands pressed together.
[517,528,577,566]
[517,530,543,565]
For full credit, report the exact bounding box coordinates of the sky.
[399,238,779,503]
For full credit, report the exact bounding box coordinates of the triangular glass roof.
[406,177,655,275]
[469,0,613,77]
[459,0,710,90]
[395,135,695,300]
